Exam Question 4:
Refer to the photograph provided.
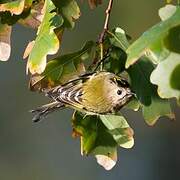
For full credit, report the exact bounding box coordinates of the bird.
[31,71,135,122]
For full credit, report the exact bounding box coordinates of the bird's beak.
[127,90,137,98]
[129,92,137,99]
[126,88,136,97]
[131,92,136,97]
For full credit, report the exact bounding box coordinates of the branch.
[88,0,114,71]
[98,0,114,44]
[98,0,114,70]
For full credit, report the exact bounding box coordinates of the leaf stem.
[99,43,104,70]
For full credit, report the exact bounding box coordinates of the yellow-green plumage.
[82,72,115,113]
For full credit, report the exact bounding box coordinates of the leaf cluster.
[0,0,180,170]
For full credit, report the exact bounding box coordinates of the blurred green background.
[0,0,180,179]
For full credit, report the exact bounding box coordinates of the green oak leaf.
[72,112,98,155]
[100,115,134,149]
[29,41,95,91]
[72,111,118,170]
[142,97,175,125]
[107,47,127,74]
[128,58,174,125]
[126,5,180,67]
[104,27,130,74]
[72,111,117,154]
[91,126,117,171]
[72,112,134,170]
[164,25,180,53]
[53,0,80,28]
[103,27,174,124]
[108,27,129,51]
[150,52,180,102]
[171,64,180,91]
[73,113,134,151]
[27,0,64,74]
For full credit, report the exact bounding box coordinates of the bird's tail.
[30,102,64,123]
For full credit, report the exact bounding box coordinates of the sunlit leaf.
[150,52,180,102]
[72,112,134,170]
[73,113,134,152]
[159,4,176,21]
[126,5,180,67]
[0,23,11,61]
[0,0,32,25]
[142,97,175,125]
[0,0,26,15]
[29,41,94,91]
[108,27,129,51]
[72,112,117,152]
[27,0,63,74]
[104,27,129,74]
[100,115,134,148]
[128,58,174,125]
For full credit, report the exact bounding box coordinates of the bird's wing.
[45,74,92,110]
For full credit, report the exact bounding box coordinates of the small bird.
[31,71,135,122]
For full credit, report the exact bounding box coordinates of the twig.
[98,0,114,70]
[93,54,110,72]
[98,0,114,44]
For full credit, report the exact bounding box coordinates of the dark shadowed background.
[0,0,180,180]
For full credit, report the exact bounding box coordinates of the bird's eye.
[117,89,122,95]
